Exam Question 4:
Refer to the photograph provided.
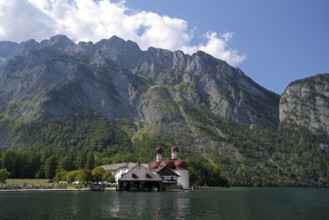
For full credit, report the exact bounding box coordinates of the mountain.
[0,35,328,186]
[0,35,279,145]
[280,73,329,135]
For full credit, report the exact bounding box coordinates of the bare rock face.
[280,73,329,134]
[0,34,281,145]
[0,41,19,58]
[94,39,280,131]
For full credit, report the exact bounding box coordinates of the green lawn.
[6,179,53,185]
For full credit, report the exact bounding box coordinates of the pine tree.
[85,151,95,170]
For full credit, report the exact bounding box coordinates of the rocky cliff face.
[0,36,145,122]
[0,36,279,130]
[280,73,329,134]
[0,35,281,148]
[75,36,280,131]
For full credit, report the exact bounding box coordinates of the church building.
[150,145,190,190]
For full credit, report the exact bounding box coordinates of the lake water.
[0,188,328,219]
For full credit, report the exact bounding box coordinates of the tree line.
[0,148,229,187]
[0,150,97,179]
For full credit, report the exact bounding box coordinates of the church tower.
[156,145,163,162]
[171,145,178,160]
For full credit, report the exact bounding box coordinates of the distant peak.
[108,35,123,41]
[49,35,73,43]
[193,50,226,65]
[39,35,75,49]
[49,35,75,46]
[194,50,214,59]
[98,35,126,45]
[20,39,38,46]
[96,35,141,52]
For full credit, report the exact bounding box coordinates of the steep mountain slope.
[89,36,280,131]
[280,73,329,134]
[0,36,147,148]
[0,35,279,147]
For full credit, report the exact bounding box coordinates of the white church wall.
[175,170,190,189]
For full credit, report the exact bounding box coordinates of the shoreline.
[0,187,116,192]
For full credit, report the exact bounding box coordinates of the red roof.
[150,159,188,170]
[160,159,176,169]
[174,159,188,170]
[150,161,161,170]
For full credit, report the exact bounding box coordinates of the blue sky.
[124,0,329,94]
[0,0,328,94]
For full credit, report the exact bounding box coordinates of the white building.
[101,162,149,183]
[102,145,190,190]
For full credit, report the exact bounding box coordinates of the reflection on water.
[103,191,190,219]
[0,188,329,219]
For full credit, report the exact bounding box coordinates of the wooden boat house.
[116,163,163,191]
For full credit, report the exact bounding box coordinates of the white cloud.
[0,0,56,41]
[200,32,246,66]
[0,0,245,66]
[0,26,4,37]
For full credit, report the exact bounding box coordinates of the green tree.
[75,152,87,169]
[54,170,68,182]
[28,154,42,178]
[103,171,115,183]
[66,170,80,183]
[0,169,10,184]
[85,152,95,170]
[59,156,76,171]
[15,152,29,178]
[1,150,18,178]
[76,169,93,183]
[44,155,57,179]
[92,166,105,182]
[188,167,202,186]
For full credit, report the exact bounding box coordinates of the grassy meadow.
[5,179,53,185]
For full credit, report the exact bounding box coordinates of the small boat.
[90,183,105,191]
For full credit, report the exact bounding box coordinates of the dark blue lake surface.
[0,188,329,219]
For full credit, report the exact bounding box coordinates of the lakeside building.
[101,145,190,191]
[101,162,149,183]
[116,163,163,191]
[150,145,190,189]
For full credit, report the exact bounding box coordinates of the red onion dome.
[174,159,188,170]
[156,145,163,154]
[151,161,161,170]
[160,159,175,169]
[171,145,178,152]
